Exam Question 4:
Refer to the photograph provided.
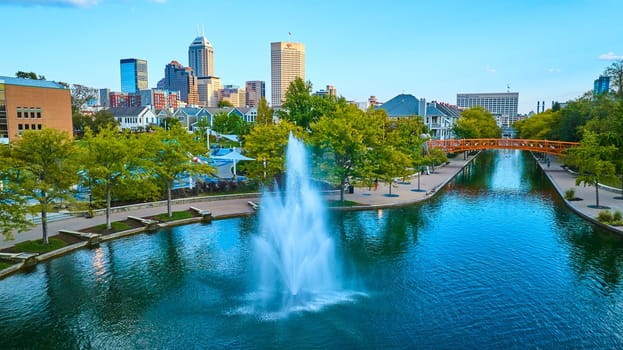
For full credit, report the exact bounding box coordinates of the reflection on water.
[1,150,623,349]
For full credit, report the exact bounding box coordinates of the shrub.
[597,210,613,223]
[614,211,622,222]
[564,189,575,200]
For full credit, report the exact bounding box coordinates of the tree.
[513,110,560,139]
[212,111,249,135]
[0,146,31,239]
[146,125,212,217]
[278,77,319,130]
[70,84,97,113]
[16,71,45,80]
[604,60,623,97]
[255,97,274,126]
[79,126,155,229]
[9,129,78,244]
[311,104,376,201]
[452,106,501,139]
[565,131,617,208]
[243,121,304,185]
[160,117,180,130]
[73,110,119,137]
[552,95,592,142]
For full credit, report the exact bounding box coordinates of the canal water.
[2,150,623,349]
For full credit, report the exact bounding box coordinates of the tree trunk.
[167,182,172,217]
[41,197,48,245]
[339,180,344,203]
[106,183,112,230]
[595,180,600,208]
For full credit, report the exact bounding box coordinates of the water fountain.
[252,134,345,314]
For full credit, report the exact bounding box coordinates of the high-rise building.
[245,80,265,107]
[456,92,519,127]
[271,42,305,108]
[197,76,222,107]
[161,60,198,105]
[189,35,214,78]
[99,88,110,107]
[218,85,246,107]
[594,75,610,96]
[120,58,148,93]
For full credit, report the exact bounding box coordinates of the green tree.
[552,94,592,142]
[278,77,318,129]
[513,109,560,139]
[10,129,78,244]
[452,106,501,139]
[146,125,212,217]
[212,111,249,135]
[16,71,45,80]
[255,97,274,126]
[160,117,180,130]
[79,126,155,229]
[243,121,304,185]
[311,104,377,201]
[604,59,623,97]
[0,146,32,239]
[565,131,617,208]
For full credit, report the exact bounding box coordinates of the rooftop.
[0,76,68,90]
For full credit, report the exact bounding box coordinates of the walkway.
[2,151,622,251]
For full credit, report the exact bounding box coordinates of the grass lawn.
[155,211,194,222]
[326,199,362,207]
[0,261,14,270]
[13,238,67,254]
[93,221,133,232]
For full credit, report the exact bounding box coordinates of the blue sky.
[1,0,622,113]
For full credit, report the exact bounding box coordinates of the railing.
[427,138,579,156]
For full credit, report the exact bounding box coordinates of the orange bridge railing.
[427,138,579,156]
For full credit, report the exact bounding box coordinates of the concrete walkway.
[537,155,623,234]
[2,151,622,251]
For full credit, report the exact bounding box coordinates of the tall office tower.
[245,80,265,107]
[456,92,519,127]
[271,42,305,108]
[594,75,610,96]
[197,76,222,107]
[161,60,198,105]
[120,58,148,93]
[189,35,214,78]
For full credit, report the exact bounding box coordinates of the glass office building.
[120,58,148,93]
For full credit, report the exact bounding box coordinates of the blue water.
[2,150,623,349]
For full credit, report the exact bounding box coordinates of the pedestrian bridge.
[427,138,579,156]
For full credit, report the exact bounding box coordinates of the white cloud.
[599,52,623,60]
[485,65,497,74]
[547,68,561,73]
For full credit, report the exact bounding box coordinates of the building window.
[30,107,36,118]
[18,124,23,130]
[37,124,42,130]
[17,107,22,118]
[37,108,41,118]
[24,124,29,130]
[31,124,36,130]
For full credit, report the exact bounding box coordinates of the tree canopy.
[452,106,501,139]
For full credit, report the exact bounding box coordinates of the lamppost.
[206,128,210,154]
[263,158,267,179]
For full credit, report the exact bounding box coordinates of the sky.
[1,0,622,114]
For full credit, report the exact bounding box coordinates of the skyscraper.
[189,35,214,78]
[594,75,610,96]
[271,42,305,108]
[162,60,198,105]
[245,80,265,107]
[120,58,148,93]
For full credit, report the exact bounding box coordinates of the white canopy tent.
[211,148,254,178]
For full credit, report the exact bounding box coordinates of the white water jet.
[253,134,343,312]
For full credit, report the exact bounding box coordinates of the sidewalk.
[537,155,623,234]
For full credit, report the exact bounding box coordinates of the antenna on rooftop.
[507,84,510,92]
[202,24,205,37]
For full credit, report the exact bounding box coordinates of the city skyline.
[1,0,622,113]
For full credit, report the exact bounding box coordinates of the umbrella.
[211,148,254,177]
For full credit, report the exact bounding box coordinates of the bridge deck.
[428,138,579,156]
